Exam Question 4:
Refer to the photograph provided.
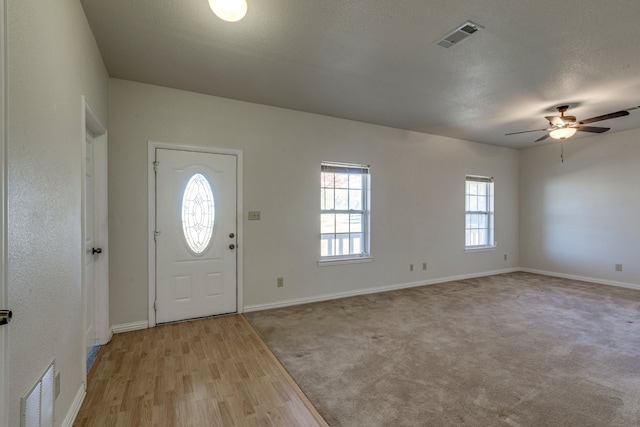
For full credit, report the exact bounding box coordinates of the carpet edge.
[243,268,520,312]
[520,268,640,291]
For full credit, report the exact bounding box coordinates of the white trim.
[243,267,640,313]
[60,383,86,427]
[147,143,155,326]
[148,141,244,328]
[111,321,149,334]
[464,245,497,253]
[83,98,106,136]
[0,1,7,424]
[318,256,373,266]
[519,268,640,291]
[243,268,519,312]
[245,267,640,313]
[80,97,107,388]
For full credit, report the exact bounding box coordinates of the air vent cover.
[435,21,484,48]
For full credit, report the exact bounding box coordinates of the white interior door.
[84,133,97,356]
[155,149,237,324]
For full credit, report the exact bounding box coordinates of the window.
[320,162,370,260]
[465,176,494,249]
[182,173,215,254]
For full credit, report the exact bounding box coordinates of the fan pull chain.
[561,142,564,163]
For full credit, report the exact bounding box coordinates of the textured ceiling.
[81,0,640,148]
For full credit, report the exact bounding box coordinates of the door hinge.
[154,301,157,311]
[154,230,161,242]
[153,160,159,173]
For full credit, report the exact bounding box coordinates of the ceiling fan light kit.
[208,0,247,22]
[549,127,577,140]
[505,105,632,143]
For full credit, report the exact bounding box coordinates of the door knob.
[229,232,235,238]
[92,248,103,255]
[0,309,12,326]
[229,244,235,250]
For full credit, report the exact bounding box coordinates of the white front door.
[155,149,237,323]
[84,133,97,357]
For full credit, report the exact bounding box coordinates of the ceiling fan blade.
[545,116,564,126]
[579,110,629,124]
[505,128,549,136]
[576,126,610,133]
[534,133,550,142]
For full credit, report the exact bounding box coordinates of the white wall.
[109,78,519,325]
[520,128,640,285]
[7,0,108,425]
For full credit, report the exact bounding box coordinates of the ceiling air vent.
[435,21,484,48]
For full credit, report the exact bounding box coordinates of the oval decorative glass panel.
[181,173,215,254]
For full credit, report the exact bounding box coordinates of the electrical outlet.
[248,211,261,220]
[277,277,284,287]
[55,372,61,399]
[409,264,414,272]
[615,264,623,272]
[422,262,427,271]
[504,254,507,261]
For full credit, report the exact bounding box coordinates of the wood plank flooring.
[74,315,328,427]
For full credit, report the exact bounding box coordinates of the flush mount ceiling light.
[549,127,577,140]
[208,0,247,22]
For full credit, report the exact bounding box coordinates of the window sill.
[318,256,373,267]
[464,245,496,253]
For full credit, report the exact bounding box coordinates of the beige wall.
[108,78,520,325]
[7,0,108,425]
[520,128,640,285]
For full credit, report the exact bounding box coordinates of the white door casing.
[0,0,7,423]
[155,148,238,323]
[81,97,108,385]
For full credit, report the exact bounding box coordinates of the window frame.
[319,161,371,263]
[464,175,495,251]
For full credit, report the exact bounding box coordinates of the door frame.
[0,0,7,423]
[81,97,108,384]
[147,141,244,328]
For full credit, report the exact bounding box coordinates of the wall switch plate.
[277,277,284,287]
[422,262,427,270]
[248,211,261,220]
[409,264,414,272]
[615,264,623,272]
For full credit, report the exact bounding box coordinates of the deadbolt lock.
[229,233,235,238]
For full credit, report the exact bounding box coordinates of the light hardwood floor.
[74,315,328,427]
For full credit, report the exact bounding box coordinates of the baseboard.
[109,269,636,320]
[111,320,149,334]
[61,383,86,427]
[519,268,640,291]
[243,268,520,312]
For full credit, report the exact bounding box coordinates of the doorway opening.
[82,98,108,377]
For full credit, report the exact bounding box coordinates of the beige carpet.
[245,272,640,426]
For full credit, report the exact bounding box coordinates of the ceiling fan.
[505,105,635,142]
